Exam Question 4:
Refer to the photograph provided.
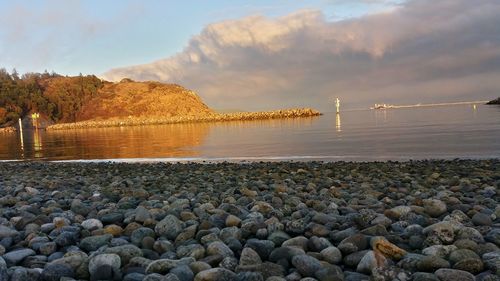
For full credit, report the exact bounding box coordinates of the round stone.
[471,213,492,226]
[291,254,322,277]
[320,246,342,264]
[88,253,121,280]
[41,263,75,281]
[155,215,183,239]
[423,199,447,217]
[194,268,236,281]
[435,268,475,281]
[206,241,234,257]
[417,256,450,272]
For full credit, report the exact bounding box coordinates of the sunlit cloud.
[103,0,500,110]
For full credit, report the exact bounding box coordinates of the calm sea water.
[1,104,499,161]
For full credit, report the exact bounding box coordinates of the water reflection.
[374,109,388,125]
[335,113,342,132]
[33,129,43,158]
[44,123,211,159]
[1,105,499,161]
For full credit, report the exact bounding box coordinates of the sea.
[1,104,499,162]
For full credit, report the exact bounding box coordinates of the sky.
[1,0,499,111]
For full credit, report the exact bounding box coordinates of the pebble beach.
[0,160,498,281]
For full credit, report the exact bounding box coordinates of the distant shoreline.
[46,108,321,130]
[370,100,488,110]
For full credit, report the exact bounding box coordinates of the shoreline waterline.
[1,155,497,164]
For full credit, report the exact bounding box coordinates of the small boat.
[370,103,395,110]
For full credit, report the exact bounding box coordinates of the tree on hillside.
[0,68,103,126]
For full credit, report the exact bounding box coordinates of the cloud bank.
[103,0,500,111]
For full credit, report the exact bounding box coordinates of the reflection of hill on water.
[45,123,211,159]
[209,115,318,129]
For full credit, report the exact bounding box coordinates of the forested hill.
[0,69,102,126]
[0,69,213,127]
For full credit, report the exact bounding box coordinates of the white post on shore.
[18,118,24,150]
[335,97,340,114]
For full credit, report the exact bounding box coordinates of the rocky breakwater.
[0,127,16,133]
[0,159,498,281]
[46,108,321,130]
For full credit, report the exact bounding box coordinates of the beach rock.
[177,244,205,260]
[385,206,412,219]
[190,261,212,275]
[100,212,124,225]
[370,236,406,260]
[10,267,29,281]
[320,246,342,264]
[135,206,152,223]
[357,250,386,274]
[338,234,368,255]
[423,199,447,217]
[236,271,264,281]
[71,199,91,215]
[80,234,112,252]
[0,257,7,280]
[3,248,36,266]
[344,250,370,268]
[156,215,183,239]
[282,236,309,250]
[472,213,492,226]
[457,227,485,243]
[194,268,237,281]
[308,236,332,252]
[268,231,290,246]
[54,231,78,247]
[207,241,234,257]
[485,228,500,246]
[170,265,194,281]
[239,247,262,266]
[124,272,146,281]
[144,273,172,281]
[423,222,456,245]
[482,251,500,274]
[146,257,195,274]
[235,262,285,279]
[88,253,121,280]
[244,239,275,260]
[225,215,241,227]
[105,244,143,265]
[422,245,457,258]
[269,246,305,262]
[0,225,19,239]
[449,249,480,263]
[291,254,322,277]
[41,263,75,281]
[344,271,370,281]
[417,255,450,272]
[411,272,439,281]
[434,268,475,281]
[315,264,344,281]
[131,227,156,246]
[39,242,57,256]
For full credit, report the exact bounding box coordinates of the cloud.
[0,0,143,73]
[102,0,500,111]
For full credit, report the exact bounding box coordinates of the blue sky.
[0,0,403,75]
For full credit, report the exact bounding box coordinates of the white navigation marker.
[18,118,24,150]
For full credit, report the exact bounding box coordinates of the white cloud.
[103,0,500,111]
